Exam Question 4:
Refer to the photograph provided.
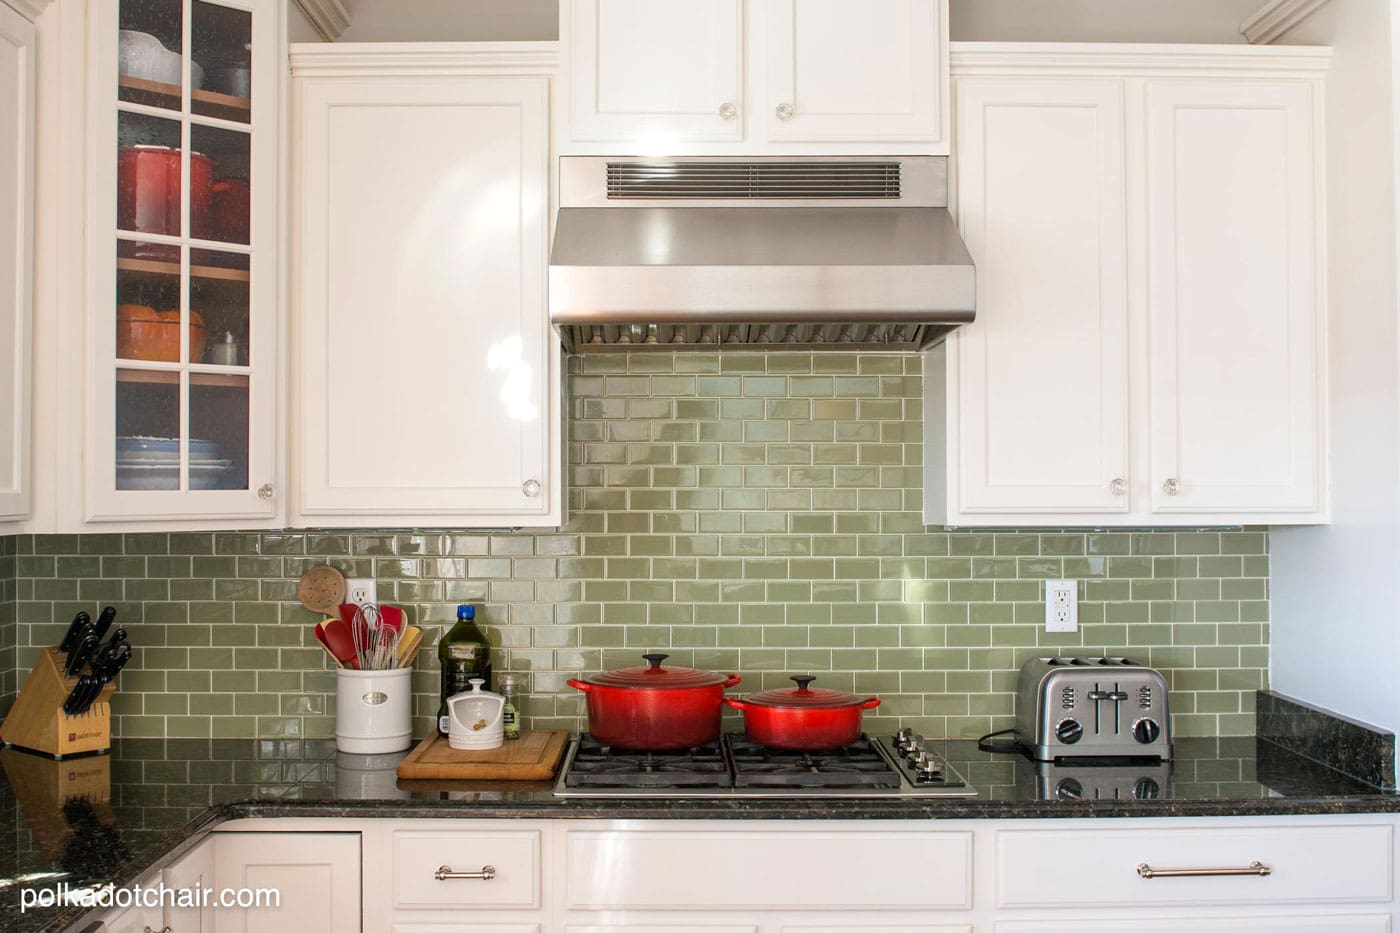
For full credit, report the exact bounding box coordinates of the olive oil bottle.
[437,604,492,735]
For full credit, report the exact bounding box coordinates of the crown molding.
[949,42,1331,78]
[290,41,559,77]
[1240,0,1332,44]
[294,0,352,41]
[3,0,55,22]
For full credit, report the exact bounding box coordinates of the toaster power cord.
[977,727,1022,754]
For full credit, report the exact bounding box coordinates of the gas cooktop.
[553,730,976,798]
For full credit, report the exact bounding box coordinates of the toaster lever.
[1088,689,1128,702]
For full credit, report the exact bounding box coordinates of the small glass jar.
[497,672,522,740]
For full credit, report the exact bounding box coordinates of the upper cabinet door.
[293,73,558,526]
[764,0,945,145]
[1145,80,1322,516]
[86,0,280,524]
[0,3,34,523]
[949,78,1130,516]
[567,0,744,143]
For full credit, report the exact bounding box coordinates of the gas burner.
[564,734,732,788]
[727,734,901,788]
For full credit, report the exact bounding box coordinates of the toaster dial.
[1055,718,1084,744]
[1132,717,1162,744]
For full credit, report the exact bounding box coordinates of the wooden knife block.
[0,648,115,758]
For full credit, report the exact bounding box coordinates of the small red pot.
[568,653,741,751]
[724,675,880,751]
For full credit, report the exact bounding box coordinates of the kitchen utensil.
[353,604,400,672]
[65,633,99,677]
[335,667,412,754]
[117,145,214,246]
[320,618,358,669]
[379,604,404,633]
[92,607,117,642]
[205,64,251,98]
[117,30,182,86]
[1014,656,1172,761]
[117,304,207,363]
[314,624,344,668]
[297,566,346,616]
[395,624,423,667]
[58,612,91,654]
[207,330,240,365]
[62,675,94,715]
[76,675,106,715]
[396,729,568,782]
[567,653,741,751]
[724,675,880,751]
[210,178,250,243]
[91,628,125,674]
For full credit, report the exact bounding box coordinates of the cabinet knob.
[1162,478,1181,496]
[1110,477,1127,496]
[257,483,274,501]
[521,479,541,498]
[718,101,737,120]
[775,102,794,121]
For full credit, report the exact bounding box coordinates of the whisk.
[352,603,401,671]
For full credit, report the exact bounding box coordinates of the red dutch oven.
[118,146,215,251]
[568,653,741,750]
[724,675,881,751]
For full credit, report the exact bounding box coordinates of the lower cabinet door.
[392,925,541,933]
[101,901,164,933]
[211,831,360,933]
[566,927,757,933]
[996,916,1390,933]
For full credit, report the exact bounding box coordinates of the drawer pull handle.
[1137,860,1271,879]
[435,864,496,881]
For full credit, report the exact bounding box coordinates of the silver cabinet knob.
[257,483,274,501]
[1110,477,1127,496]
[521,479,542,498]
[775,102,794,120]
[1162,478,1181,496]
[718,101,737,120]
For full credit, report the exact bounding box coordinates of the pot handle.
[723,674,742,688]
[566,679,592,693]
[860,696,882,710]
[723,697,748,711]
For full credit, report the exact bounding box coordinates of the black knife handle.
[59,612,90,653]
[92,606,117,641]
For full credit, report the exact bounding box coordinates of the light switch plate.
[1045,579,1078,632]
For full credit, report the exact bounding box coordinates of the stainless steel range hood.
[549,157,976,353]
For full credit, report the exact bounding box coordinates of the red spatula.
[320,617,358,669]
[313,624,344,668]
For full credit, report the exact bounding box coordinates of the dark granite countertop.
[4,735,1396,933]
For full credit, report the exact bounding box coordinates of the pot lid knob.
[790,675,816,693]
[642,653,669,670]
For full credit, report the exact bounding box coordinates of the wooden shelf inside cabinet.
[115,369,249,388]
[117,257,249,285]
[118,75,251,122]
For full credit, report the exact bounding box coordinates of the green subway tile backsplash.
[5,353,1269,740]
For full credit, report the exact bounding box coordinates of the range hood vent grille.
[558,322,957,354]
[606,161,902,200]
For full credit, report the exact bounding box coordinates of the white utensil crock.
[336,667,412,754]
[447,679,505,751]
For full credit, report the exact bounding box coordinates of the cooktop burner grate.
[564,734,733,788]
[727,734,901,788]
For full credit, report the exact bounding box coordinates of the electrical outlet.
[346,578,377,607]
[1045,579,1078,633]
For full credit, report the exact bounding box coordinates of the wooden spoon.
[396,625,423,668]
[297,566,346,616]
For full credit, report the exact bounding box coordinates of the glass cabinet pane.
[192,1,252,123]
[117,0,184,109]
[191,249,250,366]
[117,113,190,246]
[191,123,249,245]
[115,377,180,490]
[191,383,249,490]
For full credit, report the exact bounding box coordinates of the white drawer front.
[566,829,972,910]
[785,927,973,933]
[997,824,1393,909]
[996,916,1391,933]
[393,926,540,933]
[567,927,757,933]
[393,830,540,910]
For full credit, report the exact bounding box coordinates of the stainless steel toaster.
[1014,656,1172,761]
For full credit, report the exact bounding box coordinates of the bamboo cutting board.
[395,730,568,781]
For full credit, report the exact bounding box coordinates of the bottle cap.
[457,605,475,620]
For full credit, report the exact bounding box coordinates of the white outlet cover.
[1045,579,1078,633]
[347,578,377,606]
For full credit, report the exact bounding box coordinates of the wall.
[337,0,558,42]
[1269,1,1400,739]
[9,353,1268,740]
[288,2,323,43]
[948,0,1261,43]
[0,536,14,716]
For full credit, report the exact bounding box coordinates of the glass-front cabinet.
[87,0,277,522]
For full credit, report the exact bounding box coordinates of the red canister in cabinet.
[117,146,214,255]
[211,179,251,244]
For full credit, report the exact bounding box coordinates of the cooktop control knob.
[1055,718,1084,744]
[1055,778,1084,801]
[1132,777,1162,800]
[1132,718,1162,744]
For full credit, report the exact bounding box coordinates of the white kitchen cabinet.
[995,918,1390,933]
[82,0,283,526]
[566,0,744,143]
[289,46,561,527]
[162,838,215,933]
[562,0,949,154]
[211,831,360,933]
[0,1,33,524]
[927,44,1329,527]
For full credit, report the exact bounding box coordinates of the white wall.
[288,2,323,43]
[948,0,1260,43]
[1270,0,1400,737]
[337,0,557,42]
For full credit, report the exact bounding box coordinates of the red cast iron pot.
[117,145,215,256]
[568,653,741,750]
[724,675,881,751]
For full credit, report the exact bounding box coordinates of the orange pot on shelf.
[116,304,207,363]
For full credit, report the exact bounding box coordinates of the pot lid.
[583,653,730,689]
[741,675,873,709]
